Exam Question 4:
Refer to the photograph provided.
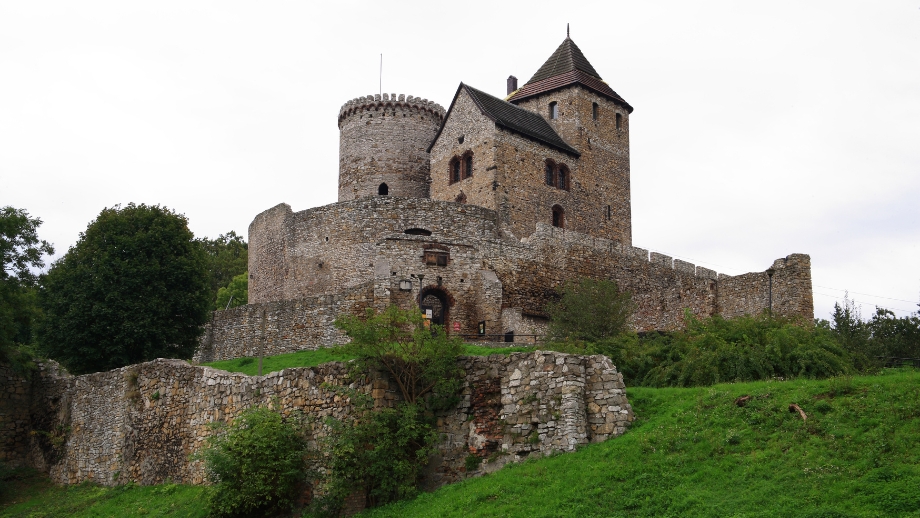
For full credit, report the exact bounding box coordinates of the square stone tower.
[508,37,634,245]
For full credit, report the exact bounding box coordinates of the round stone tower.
[337,93,445,201]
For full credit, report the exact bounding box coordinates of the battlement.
[337,93,446,126]
[529,222,723,280]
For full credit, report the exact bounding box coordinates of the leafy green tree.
[322,402,438,510]
[215,272,248,310]
[199,405,312,518]
[316,306,465,512]
[0,207,53,372]
[200,231,248,310]
[335,305,465,407]
[866,308,920,361]
[545,278,636,343]
[39,204,209,373]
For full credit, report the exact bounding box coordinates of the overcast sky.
[2,1,919,321]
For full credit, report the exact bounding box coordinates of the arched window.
[592,102,599,121]
[545,160,555,187]
[558,165,569,191]
[378,183,389,195]
[463,152,473,179]
[549,101,558,120]
[552,205,565,228]
[450,157,461,184]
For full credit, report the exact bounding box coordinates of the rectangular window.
[592,102,599,121]
[424,251,449,266]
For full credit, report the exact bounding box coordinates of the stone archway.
[419,287,449,328]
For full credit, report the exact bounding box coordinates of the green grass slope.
[0,473,206,518]
[4,368,919,517]
[364,368,920,518]
[201,344,535,376]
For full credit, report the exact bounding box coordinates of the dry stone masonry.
[4,352,632,489]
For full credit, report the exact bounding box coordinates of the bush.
[595,313,854,387]
[545,278,635,343]
[335,306,464,409]
[313,306,465,513]
[199,405,312,518]
[320,403,439,511]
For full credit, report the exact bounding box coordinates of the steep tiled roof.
[507,38,633,113]
[428,84,579,156]
[527,37,600,84]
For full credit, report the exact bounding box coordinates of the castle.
[197,35,814,362]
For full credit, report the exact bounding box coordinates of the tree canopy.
[39,203,210,373]
[215,272,248,310]
[545,278,636,343]
[0,206,54,350]
[199,231,248,310]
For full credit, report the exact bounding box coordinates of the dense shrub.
[199,405,312,518]
[319,402,438,511]
[593,313,854,387]
[545,278,635,343]
[311,306,464,513]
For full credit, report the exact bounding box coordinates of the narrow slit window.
[616,113,622,130]
[464,153,473,178]
[606,205,611,220]
[592,102,599,121]
[549,101,558,120]
[552,205,565,228]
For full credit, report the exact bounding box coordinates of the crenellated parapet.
[338,92,445,202]
[337,93,445,126]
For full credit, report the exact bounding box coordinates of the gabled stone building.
[196,36,813,362]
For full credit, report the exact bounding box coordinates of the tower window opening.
[549,101,558,120]
[616,113,622,130]
[606,205,611,220]
[592,102,599,121]
[450,158,461,184]
[463,152,473,178]
[545,161,555,187]
[378,183,389,195]
[558,165,569,191]
[552,205,565,229]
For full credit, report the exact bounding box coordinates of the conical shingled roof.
[526,37,601,84]
[508,38,633,113]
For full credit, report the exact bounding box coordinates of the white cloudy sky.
[2,1,919,321]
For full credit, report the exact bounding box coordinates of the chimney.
[507,75,518,95]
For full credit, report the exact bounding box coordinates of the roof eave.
[509,83,634,113]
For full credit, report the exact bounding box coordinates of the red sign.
[453,322,461,332]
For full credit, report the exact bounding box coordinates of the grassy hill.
[2,359,919,517]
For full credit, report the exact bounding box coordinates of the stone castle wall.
[194,282,379,363]
[338,94,445,202]
[0,365,31,467]
[7,352,632,490]
[247,197,502,305]
[237,196,812,363]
